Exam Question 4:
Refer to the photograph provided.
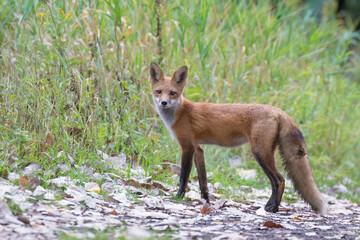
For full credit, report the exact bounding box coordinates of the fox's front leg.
[176,145,195,199]
[194,145,209,203]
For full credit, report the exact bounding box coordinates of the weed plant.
[0,0,359,202]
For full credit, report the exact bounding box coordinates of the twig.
[155,0,162,63]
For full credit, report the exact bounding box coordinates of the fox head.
[149,62,188,110]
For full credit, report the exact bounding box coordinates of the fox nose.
[161,101,167,106]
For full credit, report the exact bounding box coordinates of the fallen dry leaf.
[161,163,181,176]
[125,179,145,188]
[28,177,41,190]
[152,181,169,191]
[0,172,359,239]
[107,209,118,215]
[0,170,9,180]
[17,216,30,224]
[294,216,308,221]
[20,176,29,188]
[85,182,100,194]
[200,203,211,214]
[130,155,141,167]
[149,133,160,140]
[45,131,55,147]
[263,221,284,228]
[124,179,152,189]
[33,222,42,227]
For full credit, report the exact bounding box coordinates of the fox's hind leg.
[252,151,285,212]
[249,122,285,213]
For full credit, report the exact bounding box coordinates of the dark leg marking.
[253,152,285,213]
[194,145,209,203]
[176,148,194,199]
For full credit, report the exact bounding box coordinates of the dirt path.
[0,173,359,240]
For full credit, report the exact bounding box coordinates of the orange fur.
[150,63,327,214]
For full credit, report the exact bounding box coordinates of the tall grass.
[0,0,359,201]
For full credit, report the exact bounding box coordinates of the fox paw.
[265,204,279,213]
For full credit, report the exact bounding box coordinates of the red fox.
[149,62,327,214]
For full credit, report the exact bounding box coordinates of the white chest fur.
[158,108,175,127]
[156,107,178,140]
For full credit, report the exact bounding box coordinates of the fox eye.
[170,91,176,96]
[155,90,162,94]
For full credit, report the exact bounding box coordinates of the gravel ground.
[0,172,359,240]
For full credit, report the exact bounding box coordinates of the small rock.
[236,168,256,180]
[56,162,71,173]
[93,172,102,181]
[214,182,224,190]
[32,186,47,197]
[65,186,86,202]
[143,196,164,209]
[228,156,244,167]
[213,233,246,240]
[23,163,40,177]
[332,184,348,194]
[67,155,75,165]
[101,182,115,194]
[186,190,200,200]
[0,201,24,225]
[96,149,109,160]
[126,226,151,239]
[76,165,93,178]
[111,191,131,206]
[240,186,253,193]
[8,172,20,182]
[255,207,268,216]
[57,151,64,158]
[48,176,74,187]
[104,154,127,171]
[314,225,332,230]
[58,199,76,206]
[208,183,216,192]
[44,192,55,200]
[213,199,228,210]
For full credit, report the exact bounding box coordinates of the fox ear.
[172,66,188,86]
[149,62,163,84]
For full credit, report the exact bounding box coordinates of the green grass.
[7,199,23,216]
[58,225,174,240]
[0,0,359,202]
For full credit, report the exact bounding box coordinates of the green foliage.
[59,225,174,240]
[7,199,23,216]
[0,0,359,202]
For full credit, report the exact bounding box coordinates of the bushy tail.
[278,121,327,215]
